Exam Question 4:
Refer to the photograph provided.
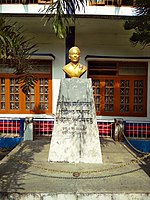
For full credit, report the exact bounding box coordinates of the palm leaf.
[41,0,87,38]
[0,17,38,94]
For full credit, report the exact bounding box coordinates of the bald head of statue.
[69,46,81,54]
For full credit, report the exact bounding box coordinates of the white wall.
[75,18,150,58]
[0,4,136,16]
[75,18,150,121]
[1,17,150,121]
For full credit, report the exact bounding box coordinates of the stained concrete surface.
[0,138,150,199]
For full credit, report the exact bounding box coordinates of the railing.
[0,0,52,4]
[0,117,149,140]
[33,118,150,139]
[0,118,24,138]
[33,118,114,138]
[33,118,54,138]
[97,120,114,137]
[89,0,135,6]
[125,121,150,139]
[0,0,134,6]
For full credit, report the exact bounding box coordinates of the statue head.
[69,46,81,64]
[63,46,87,78]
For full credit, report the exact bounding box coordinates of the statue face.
[69,47,80,63]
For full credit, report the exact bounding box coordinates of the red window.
[88,61,147,117]
[0,60,52,114]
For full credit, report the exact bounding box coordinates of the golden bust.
[63,46,87,78]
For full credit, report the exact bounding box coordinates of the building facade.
[0,0,150,123]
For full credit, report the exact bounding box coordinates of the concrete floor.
[0,138,150,199]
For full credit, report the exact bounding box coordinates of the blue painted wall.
[0,138,23,149]
[128,139,150,153]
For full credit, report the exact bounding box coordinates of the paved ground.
[0,150,10,161]
[0,138,150,198]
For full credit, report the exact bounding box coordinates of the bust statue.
[63,46,87,78]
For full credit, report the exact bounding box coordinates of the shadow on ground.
[0,140,50,193]
[139,155,150,177]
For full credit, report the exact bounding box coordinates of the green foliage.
[41,0,87,38]
[0,18,14,59]
[0,18,38,94]
[124,0,150,47]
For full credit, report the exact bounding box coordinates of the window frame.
[0,59,52,114]
[88,61,148,117]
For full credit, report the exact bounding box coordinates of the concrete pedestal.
[48,78,102,163]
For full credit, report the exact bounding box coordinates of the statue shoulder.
[63,63,71,70]
[80,64,87,71]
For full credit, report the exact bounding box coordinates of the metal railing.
[33,118,150,139]
[0,118,24,138]
[0,117,149,140]
[125,121,150,139]
[33,118,54,138]
[0,0,134,6]
[32,118,114,138]
[89,0,135,6]
[0,0,52,4]
[97,120,114,137]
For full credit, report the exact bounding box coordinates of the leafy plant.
[124,0,150,47]
[0,18,38,94]
[41,0,87,38]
